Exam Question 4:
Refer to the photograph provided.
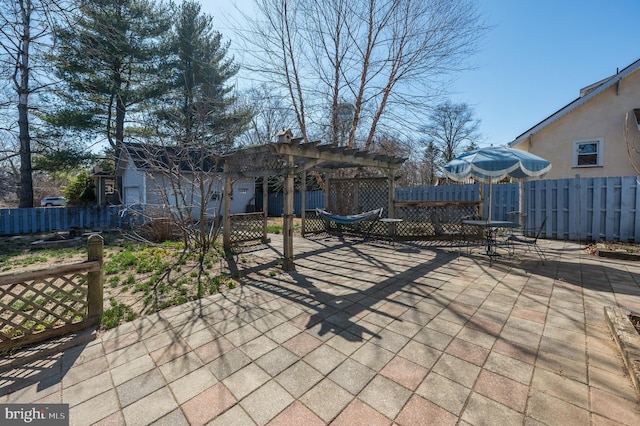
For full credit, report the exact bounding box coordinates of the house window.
[573,139,602,167]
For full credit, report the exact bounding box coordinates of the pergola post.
[275,129,296,271]
[223,167,232,254]
[388,170,395,218]
[262,177,269,243]
[283,156,295,271]
[301,171,306,234]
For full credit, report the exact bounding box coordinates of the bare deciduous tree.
[422,100,482,163]
[625,112,640,174]
[240,0,487,150]
[238,84,297,146]
[0,0,71,207]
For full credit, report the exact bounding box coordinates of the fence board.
[574,177,585,240]
[533,181,544,233]
[620,177,633,241]
[605,177,616,241]
[0,206,122,236]
[546,179,556,238]
[591,178,601,241]
[558,179,566,239]
[635,179,640,243]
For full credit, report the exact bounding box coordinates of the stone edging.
[604,306,640,396]
[597,244,640,261]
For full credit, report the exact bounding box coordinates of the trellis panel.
[0,261,101,351]
[229,212,265,244]
[328,177,389,216]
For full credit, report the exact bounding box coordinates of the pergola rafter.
[221,130,407,271]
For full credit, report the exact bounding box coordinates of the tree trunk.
[17,5,33,208]
[18,100,34,208]
[116,95,126,147]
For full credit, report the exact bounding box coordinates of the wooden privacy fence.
[3,176,640,242]
[524,176,640,242]
[259,191,326,217]
[395,184,480,202]
[0,235,104,352]
[0,205,122,235]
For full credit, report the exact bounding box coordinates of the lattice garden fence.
[0,235,104,352]
[229,212,266,245]
[328,177,389,216]
[303,177,483,243]
[392,201,482,241]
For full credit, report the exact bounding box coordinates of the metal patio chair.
[507,217,547,264]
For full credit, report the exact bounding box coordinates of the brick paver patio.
[1,235,640,425]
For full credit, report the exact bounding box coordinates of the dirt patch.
[266,217,303,237]
[630,314,640,336]
[1,216,315,333]
[603,242,640,253]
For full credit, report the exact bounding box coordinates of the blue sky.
[207,0,640,146]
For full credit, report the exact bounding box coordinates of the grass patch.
[0,232,251,332]
[266,224,282,234]
[101,298,137,330]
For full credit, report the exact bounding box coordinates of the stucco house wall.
[510,59,640,179]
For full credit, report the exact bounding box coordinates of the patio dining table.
[462,219,520,264]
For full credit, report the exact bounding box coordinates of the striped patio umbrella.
[444,146,551,221]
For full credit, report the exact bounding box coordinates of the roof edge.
[508,58,640,147]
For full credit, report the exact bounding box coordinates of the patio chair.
[431,211,467,256]
[507,217,547,264]
[460,214,484,254]
[506,211,527,237]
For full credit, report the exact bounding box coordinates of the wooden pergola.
[221,130,406,271]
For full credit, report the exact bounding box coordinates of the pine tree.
[158,0,250,151]
[48,0,172,150]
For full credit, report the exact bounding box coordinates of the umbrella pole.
[518,181,524,227]
[488,181,492,222]
[479,183,484,218]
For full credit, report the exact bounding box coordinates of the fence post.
[87,234,104,322]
